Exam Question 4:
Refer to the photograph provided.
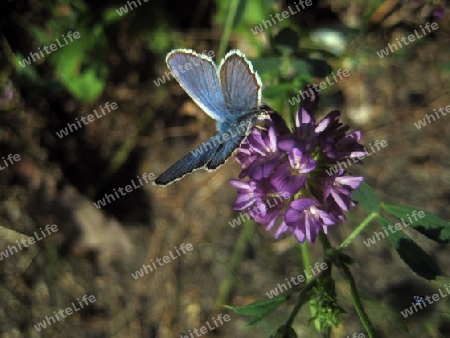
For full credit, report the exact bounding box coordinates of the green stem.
[217,0,240,61]
[301,242,311,280]
[321,233,375,337]
[317,233,334,337]
[215,221,254,307]
[340,263,376,337]
[338,212,378,250]
[284,235,333,335]
[284,278,317,330]
[301,241,317,327]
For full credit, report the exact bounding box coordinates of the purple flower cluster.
[230,89,366,243]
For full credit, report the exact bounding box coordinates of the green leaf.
[231,0,248,28]
[263,83,293,98]
[242,0,269,25]
[292,72,312,86]
[51,24,107,102]
[382,204,450,244]
[289,58,332,78]
[214,0,269,30]
[32,26,54,45]
[103,7,124,24]
[250,57,280,74]
[378,216,442,280]
[352,181,380,213]
[273,28,299,54]
[64,68,106,101]
[225,296,287,315]
[289,58,309,74]
[225,296,288,327]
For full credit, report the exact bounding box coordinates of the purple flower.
[230,87,364,243]
[278,107,317,154]
[325,174,364,211]
[317,171,364,221]
[239,125,282,180]
[284,198,336,243]
[229,179,266,210]
[271,148,315,197]
[316,111,367,162]
[248,194,287,231]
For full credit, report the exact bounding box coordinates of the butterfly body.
[154,49,265,186]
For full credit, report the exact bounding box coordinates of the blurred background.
[0,0,449,337]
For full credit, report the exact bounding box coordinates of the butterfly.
[154,49,267,186]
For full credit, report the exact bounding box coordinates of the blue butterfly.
[154,49,267,186]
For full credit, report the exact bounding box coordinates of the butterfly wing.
[156,49,264,186]
[207,129,248,170]
[205,50,263,169]
[166,49,228,122]
[219,50,262,115]
[154,137,221,186]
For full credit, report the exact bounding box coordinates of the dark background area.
[0,0,449,337]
